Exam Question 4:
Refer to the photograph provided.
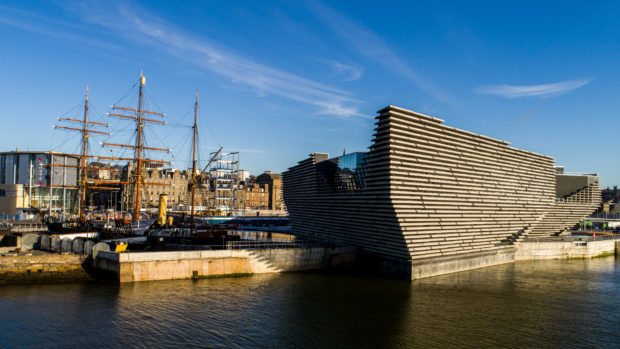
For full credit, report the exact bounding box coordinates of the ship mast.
[51,76,170,224]
[103,72,171,222]
[190,90,198,234]
[52,86,111,223]
[79,86,89,223]
[134,72,145,222]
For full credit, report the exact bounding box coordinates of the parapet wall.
[94,247,358,282]
[515,239,617,260]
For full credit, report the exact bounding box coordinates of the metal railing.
[0,221,48,232]
[524,235,620,243]
[587,213,620,220]
[225,239,332,250]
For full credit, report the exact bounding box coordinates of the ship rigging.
[50,72,172,225]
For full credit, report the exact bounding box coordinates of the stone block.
[61,238,72,253]
[72,239,84,255]
[20,234,39,251]
[91,242,110,259]
[84,240,94,256]
[51,237,61,252]
[40,235,51,251]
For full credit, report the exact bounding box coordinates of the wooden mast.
[52,75,171,224]
[53,87,111,223]
[134,72,145,222]
[103,72,170,222]
[190,90,198,234]
[79,86,89,223]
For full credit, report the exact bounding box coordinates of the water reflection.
[0,258,618,348]
[404,258,620,347]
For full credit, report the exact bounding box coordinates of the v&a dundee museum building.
[283,106,601,279]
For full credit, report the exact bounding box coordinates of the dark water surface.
[1,258,619,348]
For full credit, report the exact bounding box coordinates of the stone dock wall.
[0,232,108,285]
[0,254,92,285]
[2,235,618,284]
[406,239,619,279]
[94,247,358,282]
[515,239,618,260]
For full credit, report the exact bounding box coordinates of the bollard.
[51,236,61,252]
[40,234,51,251]
[84,240,95,256]
[72,239,85,255]
[91,242,110,260]
[61,238,72,253]
[20,234,39,251]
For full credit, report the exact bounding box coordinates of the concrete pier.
[94,247,358,282]
[92,237,619,282]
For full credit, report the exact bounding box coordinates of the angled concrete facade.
[282,106,601,279]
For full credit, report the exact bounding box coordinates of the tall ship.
[47,72,170,236]
[46,73,244,247]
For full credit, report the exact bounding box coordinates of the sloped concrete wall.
[411,247,516,280]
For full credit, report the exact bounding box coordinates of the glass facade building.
[0,151,78,214]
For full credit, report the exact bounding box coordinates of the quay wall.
[94,247,358,282]
[411,248,516,280]
[94,239,617,283]
[515,239,617,260]
[375,239,618,280]
[0,254,91,285]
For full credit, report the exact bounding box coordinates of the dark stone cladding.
[282,105,601,265]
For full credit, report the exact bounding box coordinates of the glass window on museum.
[316,152,368,192]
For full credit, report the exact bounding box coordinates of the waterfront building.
[121,163,198,209]
[119,163,285,213]
[0,151,78,217]
[282,106,601,279]
[256,171,284,211]
[239,171,286,212]
[241,183,270,209]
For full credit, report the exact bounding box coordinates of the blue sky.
[0,1,618,187]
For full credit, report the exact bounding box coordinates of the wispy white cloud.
[329,61,363,81]
[305,0,458,105]
[0,5,123,51]
[226,148,268,154]
[475,79,591,98]
[61,1,365,119]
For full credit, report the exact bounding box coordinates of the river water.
[1,257,619,348]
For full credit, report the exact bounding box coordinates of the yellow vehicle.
[112,241,128,253]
